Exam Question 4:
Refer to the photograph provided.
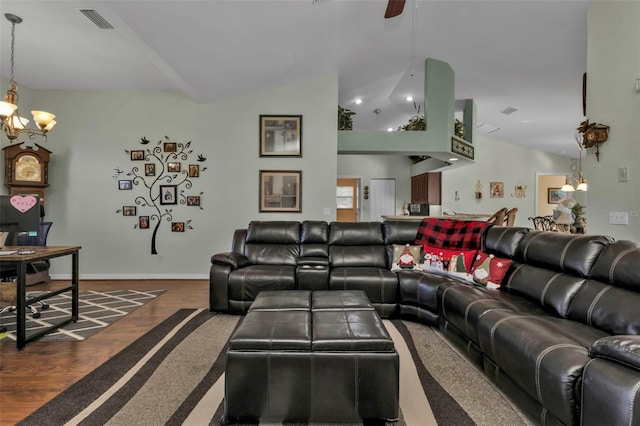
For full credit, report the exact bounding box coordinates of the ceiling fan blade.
[384,0,406,19]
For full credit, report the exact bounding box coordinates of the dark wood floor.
[0,279,209,426]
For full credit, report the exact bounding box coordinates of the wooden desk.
[0,246,81,349]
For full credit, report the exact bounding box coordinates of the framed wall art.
[144,163,156,176]
[548,188,567,204]
[139,216,150,229]
[123,206,137,216]
[164,142,177,153]
[490,181,504,198]
[160,185,177,205]
[186,195,201,206]
[259,170,301,212]
[118,180,132,190]
[130,150,145,161]
[167,162,181,172]
[188,164,199,177]
[259,115,302,157]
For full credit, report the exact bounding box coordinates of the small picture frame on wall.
[259,170,301,213]
[118,180,132,190]
[188,164,200,177]
[259,115,302,157]
[490,182,504,198]
[145,163,156,176]
[160,185,177,205]
[139,216,150,229]
[548,188,567,204]
[130,150,145,161]
[167,162,181,172]
[164,142,177,153]
[187,195,201,206]
[123,206,137,216]
[171,222,185,232]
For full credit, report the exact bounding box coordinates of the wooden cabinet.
[411,172,441,205]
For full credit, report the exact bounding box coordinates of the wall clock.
[3,142,51,205]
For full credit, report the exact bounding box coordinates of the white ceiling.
[0,0,593,157]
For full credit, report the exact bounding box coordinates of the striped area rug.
[0,289,165,342]
[18,309,535,425]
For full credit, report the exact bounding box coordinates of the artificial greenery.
[338,106,356,130]
[572,202,586,233]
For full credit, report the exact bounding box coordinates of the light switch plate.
[618,166,629,182]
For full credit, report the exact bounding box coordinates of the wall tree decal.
[116,136,207,254]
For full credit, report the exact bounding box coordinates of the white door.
[369,178,396,221]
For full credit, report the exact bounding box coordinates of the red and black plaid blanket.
[414,218,490,251]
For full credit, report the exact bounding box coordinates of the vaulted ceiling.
[0,1,593,156]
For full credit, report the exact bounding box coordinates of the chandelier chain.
[10,19,16,82]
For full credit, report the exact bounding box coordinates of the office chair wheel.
[41,303,49,310]
[32,312,41,319]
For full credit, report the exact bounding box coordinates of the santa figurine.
[398,244,416,269]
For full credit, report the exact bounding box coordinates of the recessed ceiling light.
[449,158,458,162]
[406,96,413,102]
[354,98,362,105]
[387,127,394,132]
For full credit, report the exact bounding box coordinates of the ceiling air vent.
[80,9,114,29]
[500,106,518,115]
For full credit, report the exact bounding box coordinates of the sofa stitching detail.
[490,315,521,359]
[535,344,588,403]
[580,358,596,426]
[441,286,453,318]
[465,299,494,336]
[541,407,547,425]
[505,263,526,291]
[587,287,611,326]
[559,238,575,270]
[540,273,562,306]
[608,248,636,283]
[628,380,640,426]
[523,232,545,263]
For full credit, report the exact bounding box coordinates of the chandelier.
[0,13,56,142]
[561,137,588,192]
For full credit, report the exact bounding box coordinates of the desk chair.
[0,222,53,318]
[504,208,518,226]
[486,207,508,225]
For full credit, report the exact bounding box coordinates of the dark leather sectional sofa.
[210,220,640,426]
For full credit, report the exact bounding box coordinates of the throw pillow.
[392,244,422,265]
[470,252,513,288]
[422,244,477,273]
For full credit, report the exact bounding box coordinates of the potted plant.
[338,106,356,130]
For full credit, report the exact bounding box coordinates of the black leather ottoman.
[223,290,399,425]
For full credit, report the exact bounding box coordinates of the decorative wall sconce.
[363,185,369,200]
[577,120,609,161]
[511,182,527,198]
[475,180,482,203]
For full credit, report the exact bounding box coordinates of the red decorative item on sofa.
[415,218,489,251]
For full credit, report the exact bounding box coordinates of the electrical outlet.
[618,166,629,182]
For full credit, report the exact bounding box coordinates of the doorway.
[369,178,396,221]
[336,178,359,222]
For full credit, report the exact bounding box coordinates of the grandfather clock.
[3,142,51,206]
